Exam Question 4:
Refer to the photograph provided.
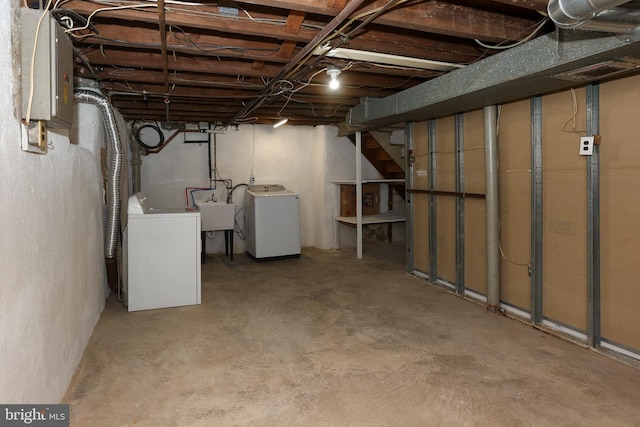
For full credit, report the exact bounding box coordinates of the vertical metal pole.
[531,96,544,324]
[333,182,340,249]
[484,106,500,309]
[455,113,465,294]
[130,139,142,193]
[405,122,414,273]
[586,83,601,347]
[428,119,438,280]
[356,131,363,259]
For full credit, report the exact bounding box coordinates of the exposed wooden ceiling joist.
[56,0,553,125]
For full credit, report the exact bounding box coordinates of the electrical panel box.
[20,8,74,128]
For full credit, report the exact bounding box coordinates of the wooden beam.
[102,82,259,99]
[327,0,349,10]
[63,0,540,44]
[157,0,169,92]
[113,98,352,115]
[491,0,548,12]
[62,1,317,42]
[280,9,306,58]
[285,9,306,33]
[82,48,285,77]
[337,27,483,63]
[99,76,394,99]
[77,23,289,63]
[77,22,480,66]
[230,0,541,42]
[102,78,372,99]
[85,67,264,89]
[83,62,424,96]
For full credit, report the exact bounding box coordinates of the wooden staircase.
[348,132,405,180]
[347,132,405,200]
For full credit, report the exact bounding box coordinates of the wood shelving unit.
[331,132,405,259]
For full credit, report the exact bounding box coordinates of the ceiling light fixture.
[273,118,288,128]
[327,68,341,90]
[313,46,465,72]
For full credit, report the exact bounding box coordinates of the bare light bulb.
[327,68,341,90]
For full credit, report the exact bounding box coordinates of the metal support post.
[531,96,544,324]
[455,113,465,294]
[586,83,601,347]
[484,106,500,309]
[356,131,363,259]
[405,122,414,273]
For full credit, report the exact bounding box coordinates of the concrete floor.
[64,244,640,426]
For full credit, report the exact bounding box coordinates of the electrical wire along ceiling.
[50,0,553,126]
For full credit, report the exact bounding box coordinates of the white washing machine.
[245,184,301,260]
[122,193,201,311]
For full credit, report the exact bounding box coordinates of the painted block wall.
[0,3,108,402]
[138,123,389,253]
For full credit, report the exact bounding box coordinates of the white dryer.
[122,193,201,311]
[245,184,301,260]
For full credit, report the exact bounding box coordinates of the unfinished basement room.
[3,0,640,425]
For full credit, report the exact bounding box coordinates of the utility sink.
[195,201,236,231]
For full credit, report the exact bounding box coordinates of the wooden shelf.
[331,132,406,259]
[331,179,405,185]
[335,213,406,225]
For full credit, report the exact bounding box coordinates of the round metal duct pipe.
[74,89,123,260]
[548,0,633,29]
[579,8,640,33]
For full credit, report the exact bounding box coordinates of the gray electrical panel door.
[20,8,74,128]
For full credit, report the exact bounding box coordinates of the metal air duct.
[548,0,640,33]
[74,89,123,260]
[346,30,640,130]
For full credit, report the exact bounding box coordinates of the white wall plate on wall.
[579,136,594,156]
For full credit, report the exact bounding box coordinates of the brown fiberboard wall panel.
[412,121,430,192]
[463,109,487,294]
[413,194,430,274]
[498,100,532,311]
[600,74,640,351]
[465,198,487,294]
[412,121,430,274]
[435,116,456,192]
[542,88,588,331]
[464,109,486,194]
[437,196,456,283]
[435,116,456,283]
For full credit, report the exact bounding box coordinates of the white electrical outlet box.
[579,136,594,156]
[21,120,48,154]
[21,8,74,129]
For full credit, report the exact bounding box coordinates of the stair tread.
[349,132,406,193]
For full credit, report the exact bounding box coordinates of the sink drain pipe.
[75,89,123,292]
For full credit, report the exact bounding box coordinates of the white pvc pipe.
[484,106,500,309]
